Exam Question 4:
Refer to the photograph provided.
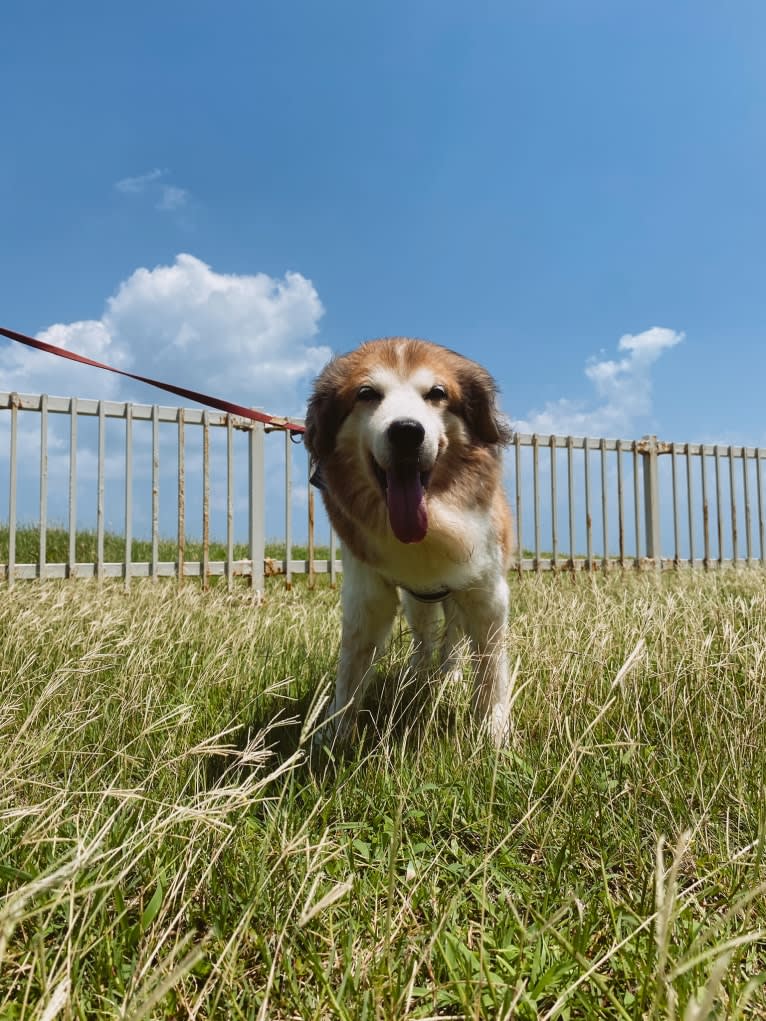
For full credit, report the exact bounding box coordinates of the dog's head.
[304,338,510,544]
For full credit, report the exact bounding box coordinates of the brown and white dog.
[305,338,514,745]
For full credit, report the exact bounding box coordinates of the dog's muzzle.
[372,418,434,545]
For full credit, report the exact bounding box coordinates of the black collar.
[399,585,451,603]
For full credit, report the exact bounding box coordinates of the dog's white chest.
[367,500,497,592]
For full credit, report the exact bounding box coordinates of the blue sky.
[2,0,766,544]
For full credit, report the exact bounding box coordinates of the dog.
[304,338,514,746]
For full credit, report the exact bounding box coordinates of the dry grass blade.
[2,572,766,1018]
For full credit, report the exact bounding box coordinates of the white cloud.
[157,185,189,211]
[0,320,125,402]
[114,168,191,215]
[114,168,166,194]
[515,326,683,438]
[0,253,329,416]
[0,255,329,538]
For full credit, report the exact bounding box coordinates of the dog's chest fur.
[337,493,502,591]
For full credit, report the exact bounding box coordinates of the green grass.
[2,572,766,1018]
[0,524,331,565]
[0,523,554,567]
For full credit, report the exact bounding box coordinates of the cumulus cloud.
[0,255,329,537]
[0,253,329,416]
[0,320,126,402]
[515,327,683,438]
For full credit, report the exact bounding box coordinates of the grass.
[2,571,766,1018]
[0,524,331,566]
[0,524,550,568]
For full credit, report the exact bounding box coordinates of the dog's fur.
[305,338,514,745]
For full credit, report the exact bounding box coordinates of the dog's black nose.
[387,418,425,454]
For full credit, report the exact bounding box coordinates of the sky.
[2,0,766,547]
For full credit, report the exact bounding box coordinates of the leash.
[0,324,305,436]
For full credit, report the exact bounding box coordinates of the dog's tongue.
[386,465,428,543]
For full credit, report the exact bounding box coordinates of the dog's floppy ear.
[457,362,512,446]
[304,357,349,464]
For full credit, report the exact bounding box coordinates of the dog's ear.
[304,357,348,463]
[457,363,512,446]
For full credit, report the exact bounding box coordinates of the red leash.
[0,324,305,435]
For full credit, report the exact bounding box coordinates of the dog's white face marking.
[339,365,452,544]
[359,366,446,473]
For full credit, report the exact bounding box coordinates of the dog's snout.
[387,418,425,455]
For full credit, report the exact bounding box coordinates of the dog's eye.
[425,384,448,402]
[357,385,381,402]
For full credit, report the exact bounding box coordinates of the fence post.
[641,434,661,567]
[8,395,18,588]
[284,428,293,589]
[249,421,265,594]
[307,458,315,590]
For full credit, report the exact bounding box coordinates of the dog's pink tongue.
[386,467,428,543]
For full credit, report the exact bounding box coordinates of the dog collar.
[400,584,451,604]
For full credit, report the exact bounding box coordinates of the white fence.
[1,391,765,586]
[511,432,765,571]
[0,391,338,589]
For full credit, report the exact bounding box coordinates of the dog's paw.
[489,702,512,748]
[442,665,464,686]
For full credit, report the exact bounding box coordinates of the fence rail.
[2,391,765,585]
[1,391,340,589]
[511,432,766,572]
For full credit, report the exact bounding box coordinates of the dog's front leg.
[320,553,398,742]
[440,597,468,683]
[400,592,444,672]
[454,576,511,746]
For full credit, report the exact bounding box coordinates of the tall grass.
[2,572,766,1018]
